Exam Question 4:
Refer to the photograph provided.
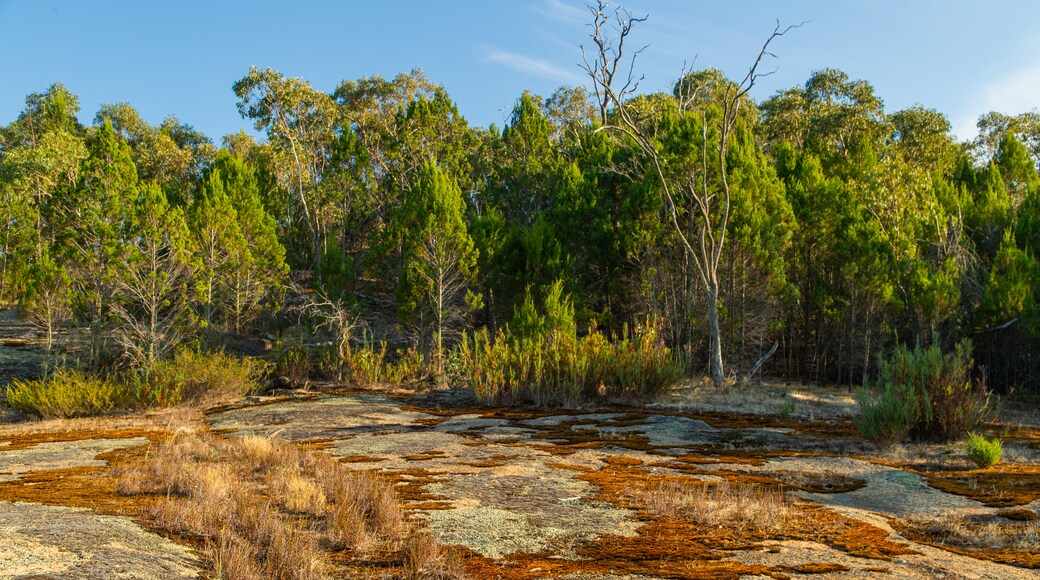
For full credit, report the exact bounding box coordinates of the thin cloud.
[483,48,585,85]
[532,0,587,25]
[952,64,1040,141]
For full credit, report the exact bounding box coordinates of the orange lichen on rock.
[0,427,164,451]
[338,455,387,463]
[922,464,1040,507]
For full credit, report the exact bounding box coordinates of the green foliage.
[855,339,995,446]
[272,340,312,385]
[457,321,682,407]
[853,382,916,449]
[6,369,125,419]
[139,349,268,408]
[344,341,426,387]
[395,161,480,374]
[964,432,1003,468]
[10,65,1040,394]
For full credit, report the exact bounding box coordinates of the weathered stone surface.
[0,437,148,482]
[0,501,200,579]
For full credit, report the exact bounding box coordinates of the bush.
[140,349,269,407]
[965,432,1003,468]
[6,368,127,419]
[457,321,682,407]
[853,381,916,450]
[272,340,311,385]
[345,342,425,388]
[855,339,995,446]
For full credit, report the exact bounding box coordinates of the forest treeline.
[3,63,1040,390]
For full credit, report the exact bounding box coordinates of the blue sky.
[2,0,1039,142]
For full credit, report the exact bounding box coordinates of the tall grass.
[344,341,426,388]
[118,432,461,578]
[5,349,267,418]
[457,322,682,407]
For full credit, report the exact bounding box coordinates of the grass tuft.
[458,322,682,407]
[642,480,795,533]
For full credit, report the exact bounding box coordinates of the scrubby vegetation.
[6,369,125,419]
[6,7,1040,403]
[5,349,267,418]
[139,348,268,407]
[458,322,681,406]
[855,340,995,446]
[965,432,1004,468]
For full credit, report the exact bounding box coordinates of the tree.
[115,182,194,367]
[21,250,71,351]
[582,1,796,386]
[208,151,288,331]
[189,168,248,331]
[234,67,336,274]
[396,162,480,378]
[63,118,138,364]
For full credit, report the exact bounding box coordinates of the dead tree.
[581,1,797,387]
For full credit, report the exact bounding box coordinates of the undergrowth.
[5,368,125,419]
[5,349,267,418]
[138,348,268,407]
[855,339,995,447]
[457,322,682,407]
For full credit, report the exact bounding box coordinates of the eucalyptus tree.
[95,103,215,203]
[234,67,337,275]
[581,0,796,386]
[1,84,87,301]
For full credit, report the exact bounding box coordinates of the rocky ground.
[1,385,1036,579]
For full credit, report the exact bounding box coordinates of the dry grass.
[897,512,1040,554]
[641,479,796,533]
[117,431,462,579]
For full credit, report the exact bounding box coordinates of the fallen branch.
[744,341,779,382]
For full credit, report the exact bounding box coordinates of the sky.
[2,0,1040,143]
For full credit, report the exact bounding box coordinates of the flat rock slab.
[205,394,1039,578]
[207,394,434,440]
[0,501,200,579]
[0,437,149,482]
[732,455,988,518]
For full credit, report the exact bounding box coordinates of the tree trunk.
[706,281,724,387]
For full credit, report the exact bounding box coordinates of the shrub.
[855,339,995,446]
[853,381,916,449]
[965,432,1003,468]
[141,349,269,407]
[345,341,426,388]
[272,340,311,385]
[6,368,127,419]
[457,321,682,407]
